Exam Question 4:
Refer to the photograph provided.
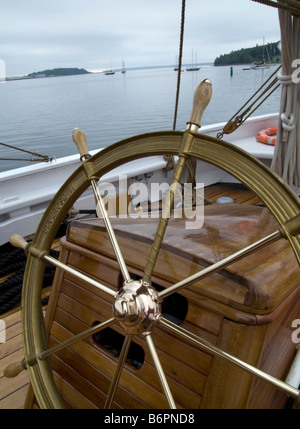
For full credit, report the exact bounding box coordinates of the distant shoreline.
[4,63,215,81]
[3,62,282,82]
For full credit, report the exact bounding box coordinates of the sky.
[0,0,281,76]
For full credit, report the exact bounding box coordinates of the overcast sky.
[0,0,281,76]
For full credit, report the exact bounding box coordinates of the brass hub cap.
[112,279,161,334]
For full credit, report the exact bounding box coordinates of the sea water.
[0,64,280,172]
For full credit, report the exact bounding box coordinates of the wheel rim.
[22,130,300,408]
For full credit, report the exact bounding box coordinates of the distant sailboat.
[250,63,270,70]
[122,59,126,74]
[251,37,270,70]
[105,60,115,75]
[186,50,200,71]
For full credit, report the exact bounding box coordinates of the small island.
[6,67,90,81]
[27,67,90,78]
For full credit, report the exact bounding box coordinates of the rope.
[164,0,186,174]
[217,64,281,139]
[251,0,300,16]
[277,71,296,141]
[271,2,300,187]
[164,0,210,206]
[0,140,54,163]
[0,248,59,315]
[0,247,26,273]
[173,0,186,131]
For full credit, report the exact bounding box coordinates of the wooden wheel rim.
[22,131,300,408]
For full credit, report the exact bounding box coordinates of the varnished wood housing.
[31,204,300,408]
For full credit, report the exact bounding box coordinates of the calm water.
[0,65,280,172]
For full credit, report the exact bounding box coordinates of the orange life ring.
[256,127,277,145]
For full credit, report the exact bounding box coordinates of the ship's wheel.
[5,80,300,409]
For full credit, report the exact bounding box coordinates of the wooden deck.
[0,307,28,408]
[0,183,262,409]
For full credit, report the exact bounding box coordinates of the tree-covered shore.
[214,41,281,66]
[6,67,90,81]
[27,68,89,78]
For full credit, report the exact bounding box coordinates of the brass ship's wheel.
[5,80,300,408]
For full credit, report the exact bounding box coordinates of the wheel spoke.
[160,317,300,399]
[145,333,176,409]
[143,153,189,283]
[9,234,116,297]
[73,128,130,282]
[39,318,115,361]
[90,179,130,281]
[42,252,116,297]
[159,229,282,300]
[3,318,116,375]
[143,80,212,283]
[104,334,132,409]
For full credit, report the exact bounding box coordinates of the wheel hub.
[112,279,161,334]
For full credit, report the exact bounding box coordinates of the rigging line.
[236,78,280,120]
[227,64,281,123]
[237,82,280,124]
[0,157,52,162]
[0,140,52,161]
[217,65,281,138]
[251,0,300,15]
[282,0,300,9]
[172,0,185,131]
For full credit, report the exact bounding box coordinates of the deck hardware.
[113,279,161,335]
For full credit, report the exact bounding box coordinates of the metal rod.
[0,140,51,160]
[73,129,130,283]
[285,344,300,389]
[38,318,115,361]
[159,229,282,299]
[143,143,191,283]
[104,334,132,409]
[143,79,212,283]
[160,317,300,399]
[0,157,49,162]
[43,253,116,297]
[91,179,130,281]
[145,334,177,409]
